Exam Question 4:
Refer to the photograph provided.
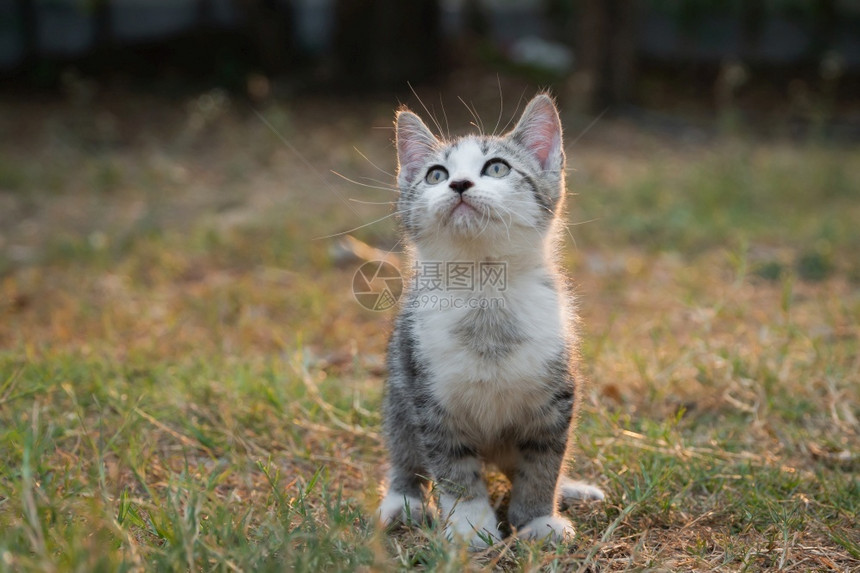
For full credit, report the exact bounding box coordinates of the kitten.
[378,94,603,547]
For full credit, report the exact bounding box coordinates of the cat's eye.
[482,159,510,178]
[425,166,448,185]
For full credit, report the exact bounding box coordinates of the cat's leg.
[507,433,576,542]
[378,469,431,527]
[434,452,501,548]
[507,379,578,542]
[378,383,431,527]
[417,400,501,546]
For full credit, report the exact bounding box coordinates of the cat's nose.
[449,179,474,194]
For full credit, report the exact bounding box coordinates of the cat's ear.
[508,94,563,172]
[396,109,439,185]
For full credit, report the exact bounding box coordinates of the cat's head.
[395,94,565,255]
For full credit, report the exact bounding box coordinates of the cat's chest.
[413,277,568,434]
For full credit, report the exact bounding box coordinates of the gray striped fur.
[379,94,602,544]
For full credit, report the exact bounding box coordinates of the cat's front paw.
[441,496,502,548]
[377,491,430,528]
[518,514,575,542]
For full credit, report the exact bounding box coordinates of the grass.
[0,87,858,571]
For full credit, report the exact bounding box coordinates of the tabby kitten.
[378,94,603,547]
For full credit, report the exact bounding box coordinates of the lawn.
[0,87,858,571]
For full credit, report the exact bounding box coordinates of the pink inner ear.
[514,97,562,170]
[398,139,428,181]
[531,119,560,168]
[397,113,437,182]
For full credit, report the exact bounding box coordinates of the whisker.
[313,210,407,241]
[331,170,398,193]
[565,226,577,249]
[348,198,397,205]
[383,237,405,259]
[501,197,555,216]
[408,82,446,139]
[501,198,597,234]
[458,96,484,136]
[357,175,398,188]
[477,204,493,238]
[491,203,513,242]
[353,146,395,178]
[499,87,528,134]
[556,216,601,248]
[252,105,361,218]
[492,74,504,136]
[439,93,451,140]
[499,200,555,245]
[568,107,609,147]
[564,217,599,228]
[499,198,581,245]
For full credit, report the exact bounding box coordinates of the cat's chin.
[446,217,491,239]
[439,201,493,236]
[451,201,478,217]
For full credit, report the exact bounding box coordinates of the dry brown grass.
[0,88,857,571]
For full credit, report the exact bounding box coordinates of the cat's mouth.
[451,198,478,216]
[443,196,499,230]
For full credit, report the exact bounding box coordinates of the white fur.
[415,270,568,441]
[408,139,573,444]
[440,494,502,548]
[377,490,428,527]
[560,478,605,502]
[518,514,576,542]
[411,140,548,246]
[390,104,598,547]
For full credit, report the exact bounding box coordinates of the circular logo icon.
[352,260,403,311]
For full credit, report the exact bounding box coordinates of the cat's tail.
[559,477,605,507]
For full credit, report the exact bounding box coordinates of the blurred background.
[1,0,859,332]
[2,0,859,122]
[1,8,858,569]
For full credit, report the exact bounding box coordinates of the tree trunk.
[577,0,637,112]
